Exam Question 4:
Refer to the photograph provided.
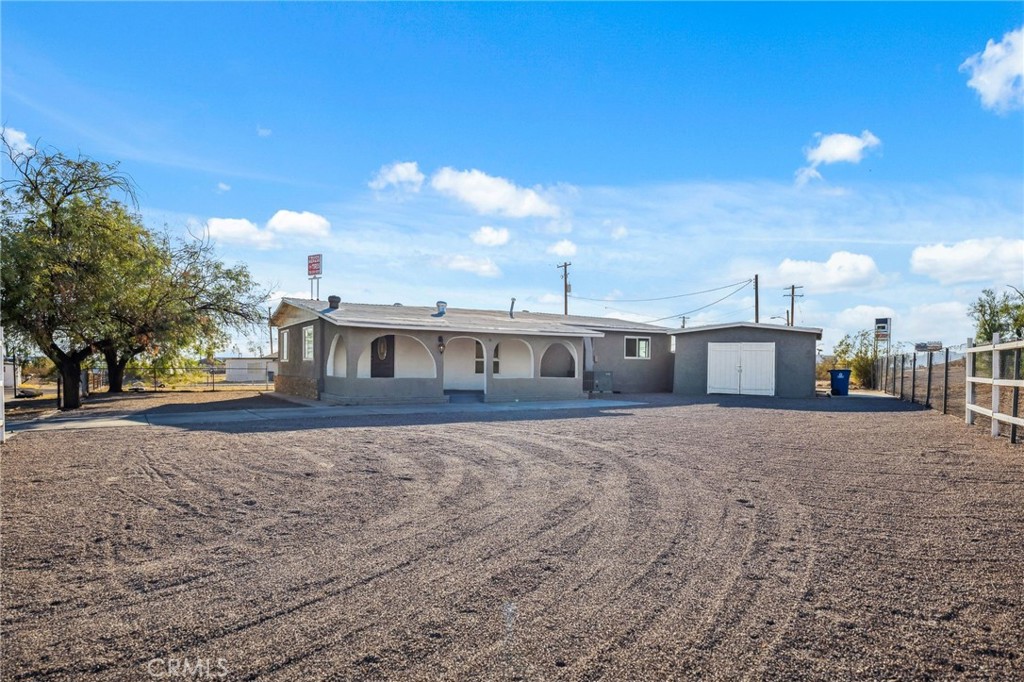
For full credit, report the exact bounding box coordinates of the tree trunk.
[103,346,126,393]
[58,359,83,410]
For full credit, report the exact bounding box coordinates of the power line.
[644,280,753,323]
[568,278,752,303]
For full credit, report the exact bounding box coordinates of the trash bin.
[829,369,850,396]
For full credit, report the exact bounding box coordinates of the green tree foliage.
[968,288,1024,342]
[831,329,876,388]
[99,233,267,392]
[2,133,269,406]
[1,135,142,408]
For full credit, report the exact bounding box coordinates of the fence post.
[925,351,933,408]
[942,347,950,415]
[991,333,1001,437]
[1012,348,1020,445]
[911,353,917,404]
[899,355,905,400]
[966,338,975,425]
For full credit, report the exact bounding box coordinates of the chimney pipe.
[509,297,516,319]
[327,295,341,309]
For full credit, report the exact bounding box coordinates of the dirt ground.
[2,394,1022,680]
[3,389,292,423]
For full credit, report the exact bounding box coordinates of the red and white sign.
[307,254,322,277]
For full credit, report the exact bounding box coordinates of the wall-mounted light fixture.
[437,336,445,354]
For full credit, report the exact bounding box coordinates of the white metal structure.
[966,333,1024,438]
[707,342,775,396]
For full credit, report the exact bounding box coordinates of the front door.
[370,335,395,378]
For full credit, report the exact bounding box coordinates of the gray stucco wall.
[591,332,674,393]
[275,319,326,399]
[673,327,818,398]
[276,321,588,404]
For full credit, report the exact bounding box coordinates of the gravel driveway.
[2,395,1022,680]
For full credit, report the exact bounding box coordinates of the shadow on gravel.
[696,394,930,413]
[169,406,640,435]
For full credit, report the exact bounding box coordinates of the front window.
[281,330,290,361]
[303,325,314,361]
[475,341,485,374]
[625,336,651,360]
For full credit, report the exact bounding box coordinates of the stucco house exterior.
[270,297,674,404]
[671,323,822,399]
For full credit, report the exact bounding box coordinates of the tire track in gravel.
[69,423,618,680]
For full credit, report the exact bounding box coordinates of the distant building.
[3,360,21,390]
[223,356,278,383]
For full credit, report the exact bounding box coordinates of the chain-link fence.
[875,338,1023,443]
[123,363,276,392]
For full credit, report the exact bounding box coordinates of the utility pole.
[557,262,571,316]
[754,274,759,323]
[680,316,689,328]
[784,285,804,327]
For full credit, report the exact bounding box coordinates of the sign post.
[307,254,322,300]
[874,317,891,357]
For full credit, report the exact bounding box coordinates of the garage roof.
[670,322,822,339]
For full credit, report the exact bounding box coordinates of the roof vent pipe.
[509,297,516,319]
[431,301,447,318]
[327,295,341,309]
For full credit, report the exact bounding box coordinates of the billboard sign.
[874,317,891,340]
[307,254,322,277]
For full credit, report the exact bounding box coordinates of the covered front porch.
[320,327,587,405]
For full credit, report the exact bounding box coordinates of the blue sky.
[3,2,1022,354]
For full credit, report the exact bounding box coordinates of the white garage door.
[707,342,776,396]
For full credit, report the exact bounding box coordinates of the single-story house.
[224,356,278,383]
[671,323,822,398]
[270,297,674,404]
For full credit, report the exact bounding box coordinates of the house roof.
[272,298,673,338]
[669,322,823,339]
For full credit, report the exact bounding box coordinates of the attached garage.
[672,323,822,399]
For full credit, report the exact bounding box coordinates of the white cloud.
[611,225,629,240]
[547,239,578,257]
[369,161,425,192]
[796,130,881,186]
[266,210,331,238]
[1,126,33,154]
[206,218,275,249]
[833,304,897,332]
[256,126,272,137]
[431,167,560,218]
[471,225,510,246]
[777,251,886,293]
[910,237,1024,285]
[216,182,231,193]
[960,26,1024,113]
[206,210,330,249]
[444,255,501,278]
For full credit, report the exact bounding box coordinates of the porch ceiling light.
[437,336,445,354]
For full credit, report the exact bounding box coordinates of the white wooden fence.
[966,332,1024,441]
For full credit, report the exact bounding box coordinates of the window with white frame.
[280,330,290,362]
[624,336,651,360]
[474,341,485,374]
[302,325,314,361]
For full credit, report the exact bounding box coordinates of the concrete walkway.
[7,398,646,433]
